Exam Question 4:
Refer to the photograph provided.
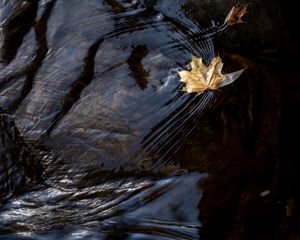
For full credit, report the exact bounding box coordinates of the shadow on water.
[0,0,299,239]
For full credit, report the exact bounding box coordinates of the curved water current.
[0,0,239,239]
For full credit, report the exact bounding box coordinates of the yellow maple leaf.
[225,3,249,26]
[178,56,244,94]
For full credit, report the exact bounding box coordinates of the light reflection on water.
[0,0,218,239]
[1,173,206,239]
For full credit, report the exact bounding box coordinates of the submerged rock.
[0,112,41,204]
[1,0,299,239]
[0,0,219,179]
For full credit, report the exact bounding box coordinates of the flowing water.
[0,1,222,238]
[0,0,293,239]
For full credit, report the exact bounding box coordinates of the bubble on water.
[155,13,164,21]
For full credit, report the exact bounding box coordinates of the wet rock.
[1,0,218,179]
[1,0,299,239]
[0,112,41,204]
[0,0,38,65]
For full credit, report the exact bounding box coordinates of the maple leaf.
[178,56,244,94]
[225,3,249,26]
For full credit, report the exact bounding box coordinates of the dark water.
[1,0,299,239]
[0,0,218,239]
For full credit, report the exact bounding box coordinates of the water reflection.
[0,173,206,239]
[1,0,226,239]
